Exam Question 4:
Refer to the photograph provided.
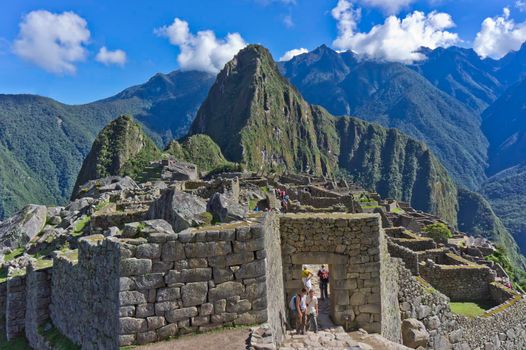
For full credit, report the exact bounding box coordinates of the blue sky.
[1,0,525,104]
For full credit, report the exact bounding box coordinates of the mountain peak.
[72,115,161,196]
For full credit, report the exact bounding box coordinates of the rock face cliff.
[189,45,458,224]
[73,115,160,196]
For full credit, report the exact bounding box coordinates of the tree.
[422,223,452,243]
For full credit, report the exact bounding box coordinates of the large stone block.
[157,323,178,339]
[162,241,185,261]
[165,307,198,323]
[133,273,165,289]
[226,251,255,266]
[136,303,155,318]
[166,268,212,284]
[120,291,147,306]
[209,282,245,302]
[185,242,232,258]
[156,287,181,302]
[136,243,161,259]
[235,260,266,279]
[147,316,166,331]
[213,267,234,284]
[120,317,147,334]
[402,318,429,349]
[233,238,265,252]
[148,189,207,232]
[121,259,152,276]
[181,282,208,307]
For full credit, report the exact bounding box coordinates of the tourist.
[289,288,307,334]
[317,265,329,300]
[306,289,319,333]
[302,266,313,291]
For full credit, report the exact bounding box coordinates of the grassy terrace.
[450,301,495,318]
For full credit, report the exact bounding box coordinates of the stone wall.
[397,257,526,349]
[279,213,390,335]
[51,236,121,350]
[6,274,26,340]
[387,240,419,275]
[117,217,271,347]
[419,260,495,302]
[261,213,286,345]
[25,265,52,350]
[380,236,402,342]
[489,282,518,305]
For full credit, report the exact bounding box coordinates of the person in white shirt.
[305,289,319,333]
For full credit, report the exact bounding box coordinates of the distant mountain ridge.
[0,70,214,219]
[280,45,488,190]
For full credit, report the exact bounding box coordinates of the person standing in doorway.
[306,289,319,333]
[317,265,329,300]
[302,266,313,291]
[290,288,307,334]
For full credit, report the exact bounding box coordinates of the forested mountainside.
[280,45,488,190]
[0,71,213,219]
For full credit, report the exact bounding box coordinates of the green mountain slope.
[458,188,526,270]
[411,47,502,114]
[482,78,526,175]
[73,115,160,195]
[165,134,236,172]
[190,44,458,223]
[280,45,488,190]
[0,70,214,219]
[481,164,526,255]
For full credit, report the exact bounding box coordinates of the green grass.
[38,321,80,350]
[72,216,91,236]
[449,301,494,317]
[3,247,25,263]
[0,336,31,350]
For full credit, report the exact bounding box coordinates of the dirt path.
[133,328,251,350]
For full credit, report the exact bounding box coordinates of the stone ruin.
[1,161,526,349]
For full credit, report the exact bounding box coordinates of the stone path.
[133,327,250,350]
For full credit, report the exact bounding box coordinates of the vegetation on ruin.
[165,134,237,173]
[0,336,31,350]
[486,246,526,290]
[449,301,494,318]
[73,116,161,195]
[3,247,25,263]
[38,321,80,350]
[422,223,452,243]
[72,215,91,236]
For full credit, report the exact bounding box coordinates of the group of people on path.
[289,265,330,334]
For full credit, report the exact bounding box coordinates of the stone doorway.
[284,254,349,326]
[279,213,396,335]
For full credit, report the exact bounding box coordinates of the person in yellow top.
[302,266,313,291]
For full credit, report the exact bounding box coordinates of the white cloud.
[96,47,127,66]
[155,18,247,73]
[473,8,526,59]
[279,48,308,61]
[359,0,415,15]
[13,10,90,74]
[283,15,294,28]
[331,0,459,63]
[516,0,526,12]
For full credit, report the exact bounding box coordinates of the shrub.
[422,222,452,243]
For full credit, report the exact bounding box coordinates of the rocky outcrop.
[0,205,47,254]
[207,193,247,223]
[148,189,207,232]
[72,116,160,196]
[401,319,430,348]
[72,176,139,200]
